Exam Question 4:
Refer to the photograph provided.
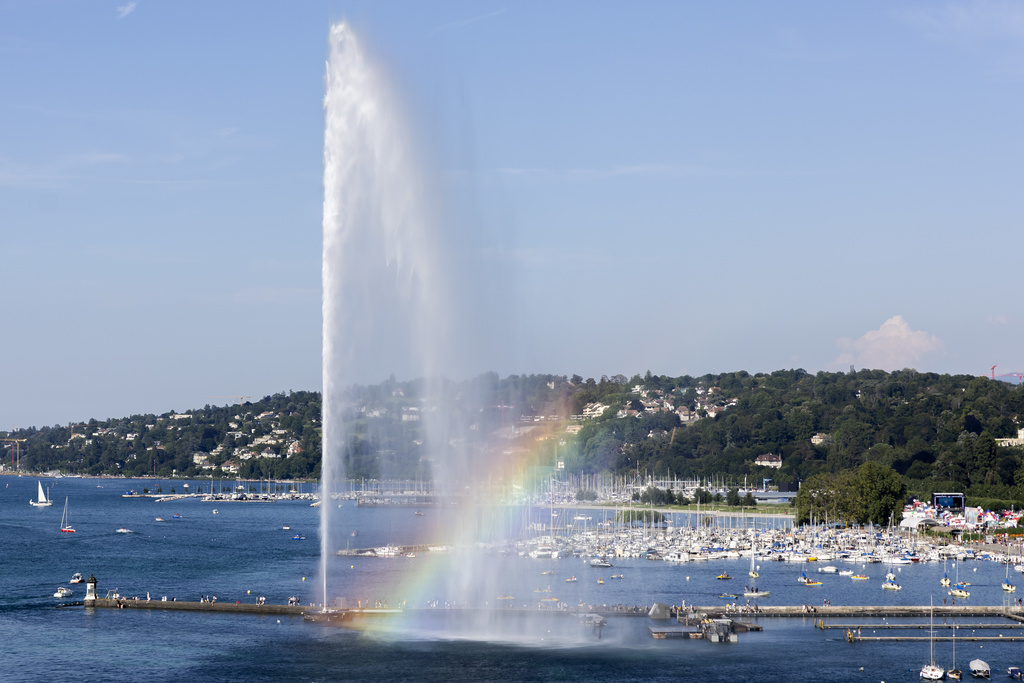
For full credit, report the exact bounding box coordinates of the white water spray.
[320,25,527,631]
[320,22,455,608]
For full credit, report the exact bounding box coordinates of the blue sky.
[2,1,1023,428]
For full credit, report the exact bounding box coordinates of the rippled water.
[3,475,1021,682]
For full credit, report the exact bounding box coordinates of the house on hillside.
[753,453,783,469]
[811,432,832,446]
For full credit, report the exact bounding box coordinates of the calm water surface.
[2,475,1021,682]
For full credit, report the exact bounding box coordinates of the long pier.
[84,597,1024,624]
[90,597,307,615]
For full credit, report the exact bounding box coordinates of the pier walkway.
[85,598,1024,625]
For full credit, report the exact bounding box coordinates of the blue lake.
[3,475,1021,682]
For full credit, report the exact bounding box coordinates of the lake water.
[3,475,1022,682]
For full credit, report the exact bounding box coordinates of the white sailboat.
[948,615,962,681]
[748,544,759,578]
[30,481,52,507]
[1003,560,1016,593]
[60,497,75,533]
[949,561,969,599]
[920,597,944,680]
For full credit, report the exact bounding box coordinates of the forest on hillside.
[4,369,1023,510]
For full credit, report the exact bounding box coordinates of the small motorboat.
[282,525,291,530]
[851,575,869,580]
[969,658,989,679]
[155,517,164,522]
[882,582,901,591]
[172,513,182,519]
[116,527,132,534]
[69,573,83,584]
[716,573,732,580]
[1006,666,1022,680]
[414,510,425,517]
[291,534,305,540]
[53,587,72,598]
[718,593,738,599]
[212,509,219,514]
[804,580,823,586]
[610,574,624,580]
[565,576,577,583]
[597,578,604,584]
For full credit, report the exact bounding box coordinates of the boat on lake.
[59,497,75,533]
[921,597,944,680]
[969,658,989,679]
[53,586,72,598]
[70,572,83,584]
[116,527,132,534]
[30,481,52,507]
[882,581,901,591]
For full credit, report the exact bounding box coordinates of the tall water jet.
[320,24,535,638]
[321,22,451,607]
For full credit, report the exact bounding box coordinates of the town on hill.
[3,368,1023,522]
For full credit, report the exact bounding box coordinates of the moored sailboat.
[921,597,944,680]
[948,615,961,681]
[921,598,942,679]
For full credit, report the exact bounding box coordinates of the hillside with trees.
[3,369,1023,516]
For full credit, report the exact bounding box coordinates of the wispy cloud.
[116,2,137,19]
[227,287,318,306]
[0,152,129,188]
[489,164,833,181]
[987,314,1011,325]
[834,315,945,371]
[433,8,507,34]
[897,1,1024,42]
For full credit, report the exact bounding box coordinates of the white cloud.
[834,315,945,371]
[116,2,137,19]
[987,314,1011,325]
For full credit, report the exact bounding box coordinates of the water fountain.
[319,24,583,643]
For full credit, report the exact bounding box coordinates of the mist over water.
[320,22,502,615]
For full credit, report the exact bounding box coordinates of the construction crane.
[209,396,253,409]
[1,437,27,470]
[994,372,1024,385]
[992,364,998,380]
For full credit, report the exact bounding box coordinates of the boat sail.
[920,597,944,680]
[30,481,53,508]
[948,615,962,681]
[60,497,75,533]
